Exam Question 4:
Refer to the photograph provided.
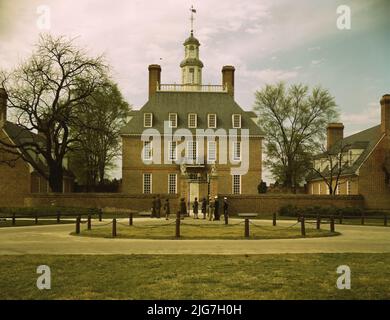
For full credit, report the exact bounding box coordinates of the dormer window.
[144,113,153,127]
[232,114,241,128]
[169,113,177,128]
[188,113,197,128]
[208,114,217,128]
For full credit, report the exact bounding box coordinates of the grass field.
[75,218,338,240]
[0,253,389,299]
[0,219,73,228]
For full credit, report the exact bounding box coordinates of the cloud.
[341,101,380,127]
[311,59,325,66]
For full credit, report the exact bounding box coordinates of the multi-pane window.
[187,141,198,162]
[189,68,195,84]
[144,113,153,127]
[311,184,314,195]
[232,114,241,128]
[318,183,322,195]
[168,141,177,161]
[169,113,177,128]
[168,174,177,194]
[347,180,351,195]
[232,175,241,194]
[233,141,241,161]
[208,141,217,162]
[143,173,152,194]
[208,114,217,128]
[143,141,152,161]
[336,183,340,195]
[188,113,197,128]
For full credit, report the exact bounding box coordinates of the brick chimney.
[222,65,235,98]
[148,64,161,99]
[381,94,390,135]
[327,123,344,150]
[0,88,7,128]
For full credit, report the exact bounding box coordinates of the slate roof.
[120,91,264,136]
[309,124,384,180]
[2,121,74,177]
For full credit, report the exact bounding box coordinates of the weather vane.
[190,5,196,35]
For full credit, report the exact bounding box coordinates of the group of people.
[151,195,229,221]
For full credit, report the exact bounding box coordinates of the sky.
[0,0,389,181]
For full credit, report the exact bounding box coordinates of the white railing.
[157,83,227,93]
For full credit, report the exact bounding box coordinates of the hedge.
[279,205,365,217]
[0,206,101,217]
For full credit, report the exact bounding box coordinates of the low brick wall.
[24,193,364,216]
[24,193,180,214]
[219,194,364,215]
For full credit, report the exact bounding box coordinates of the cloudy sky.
[1,0,389,179]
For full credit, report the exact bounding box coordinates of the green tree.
[254,82,338,191]
[0,34,107,192]
[69,80,130,189]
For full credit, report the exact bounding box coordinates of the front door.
[189,182,199,214]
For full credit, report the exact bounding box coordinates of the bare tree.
[310,142,351,195]
[0,34,107,192]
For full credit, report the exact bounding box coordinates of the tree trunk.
[48,164,64,193]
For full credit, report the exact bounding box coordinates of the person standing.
[213,196,220,221]
[164,198,170,220]
[151,196,156,218]
[201,197,207,220]
[208,196,214,221]
[223,197,229,223]
[179,198,187,219]
[156,194,161,218]
[193,197,199,219]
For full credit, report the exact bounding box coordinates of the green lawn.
[0,253,389,299]
[75,219,337,240]
[0,219,73,228]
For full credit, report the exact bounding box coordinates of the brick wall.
[219,194,364,215]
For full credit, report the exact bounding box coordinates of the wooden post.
[12,213,15,226]
[112,218,117,237]
[35,214,38,225]
[75,216,80,234]
[244,218,250,238]
[339,214,343,225]
[56,212,60,224]
[361,213,365,225]
[175,211,181,238]
[384,215,388,227]
[129,213,133,226]
[87,214,91,230]
[330,216,335,233]
[224,214,229,225]
[273,213,277,226]
[99,211,102,222]
[316,215,321,230]
[301,215,306,237]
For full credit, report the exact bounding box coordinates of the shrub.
[0,206,101,217]
[278,205,364,217]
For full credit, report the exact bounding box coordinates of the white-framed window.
[143,141,152,161]
[233,141,241,161]
[169,113,177,128]
[168,141,177,161]
[144,113,153,127]
[208,141,217,162]
[347,180,351,195]
[232,175,241,194]
[168,173,177,194]
[189,68,195,84]
[188,113,197,128]
[336,183,340,195]
[186,141,198,162]
[143,173,152,194]
[318,183,322,195]
[311,184,314,195]
[208,114,217,128]
[232,114,241,128]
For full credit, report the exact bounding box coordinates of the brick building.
[307,94,390,210]
[0,88,73,207]
[120,31,264,207]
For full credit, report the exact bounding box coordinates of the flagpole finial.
[190,5,196,36]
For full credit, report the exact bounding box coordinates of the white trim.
[168,173,177,194]
[168,113,177,128]
[207,140,217,162]
[188,113,197,128]
[232,174,242,194]
[143,173,152,194]
[207,113,217,128]
[143,113,153,127]
[232,114,242,129]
